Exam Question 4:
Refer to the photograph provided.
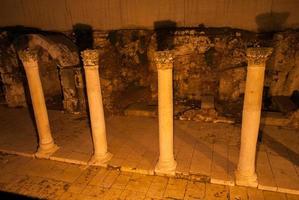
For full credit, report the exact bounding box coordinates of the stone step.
[261,111,290,126]
[272,96,297,114]
[124,102,157,117]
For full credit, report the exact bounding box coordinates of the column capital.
[81,49,99,67]
[154,50,174,70]
[246,47,273,65]
[18,49,38,64]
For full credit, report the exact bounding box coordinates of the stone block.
[261,111,290,126]
[124,102,157,117]
[201,95,215,109]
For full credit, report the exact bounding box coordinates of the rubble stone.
[0,31,26,107]
[268,31,299,96]
[0,28,299,119]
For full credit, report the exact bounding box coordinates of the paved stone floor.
[0,153,298,200]
[0,106,299,196]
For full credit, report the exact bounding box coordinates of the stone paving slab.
[0,106,299,195]
[0,152,298,199]
[257,151,278,192]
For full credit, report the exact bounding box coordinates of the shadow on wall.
[154,20,177,51]
[256,12,289,32]
[0,191,41,200]
[72,23,93,52]
[1,26,42,47]
[72,23,94,113]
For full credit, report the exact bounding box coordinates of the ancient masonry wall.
[0,28,299,114]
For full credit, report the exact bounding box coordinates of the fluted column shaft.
[236,47,273,187]
[19,49,58,157]
[154,51,177,175]
[81,50,112,165]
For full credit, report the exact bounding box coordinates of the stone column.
[154,51,177,175]
[19,49,58,158]
[236,47,273,187]
[81,50,112,165]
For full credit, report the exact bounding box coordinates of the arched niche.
[15,33,85,113]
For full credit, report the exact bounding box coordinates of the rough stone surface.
[0,31,27,107]
[268,31,299,96]
[22,34,81,113]
[179,108,235,124]
[96,30,152,113]
[1,28,299,117]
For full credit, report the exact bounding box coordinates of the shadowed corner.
[72,23,94,116]
[72,23,94,52]
[255,12,290,33]
[0,190,43,200]
[154,20,177,51]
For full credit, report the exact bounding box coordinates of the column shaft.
[236,47,272,187]
[25,65,53,145]
[154,51,177,175]
[81,50,112,165]
[19,49,58,157]
[238,65,265,175]
[85,66,108,156]
[158,69,174,162]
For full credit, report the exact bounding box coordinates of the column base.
[88,152,113,166]
[235,170,258,188]
[35,143,59,159]
[155,159,177,176]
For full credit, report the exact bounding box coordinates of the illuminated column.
[154,51,177,175]
[19,49,58,158]
[236,47,273,187]
[81,50,112,165]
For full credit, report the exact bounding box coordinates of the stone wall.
[0,27,298,115]
[0,31,26,107]
[38,50,63,109]
[268,31,299,96]
[0,30,83,113]
[94,30,152,113]
[90,28,299,114]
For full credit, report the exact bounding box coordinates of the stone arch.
[15,33,84,113]
[25,34,79,67]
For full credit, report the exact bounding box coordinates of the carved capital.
[18,49,38,64]
[81,49,99,66]
[246,47,273,65]
[153,51,174,70]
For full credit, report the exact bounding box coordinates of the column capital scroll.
[154,50,174,70]
[81,49,99,66]
[246,47,273,65]
[18,49,38,64]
